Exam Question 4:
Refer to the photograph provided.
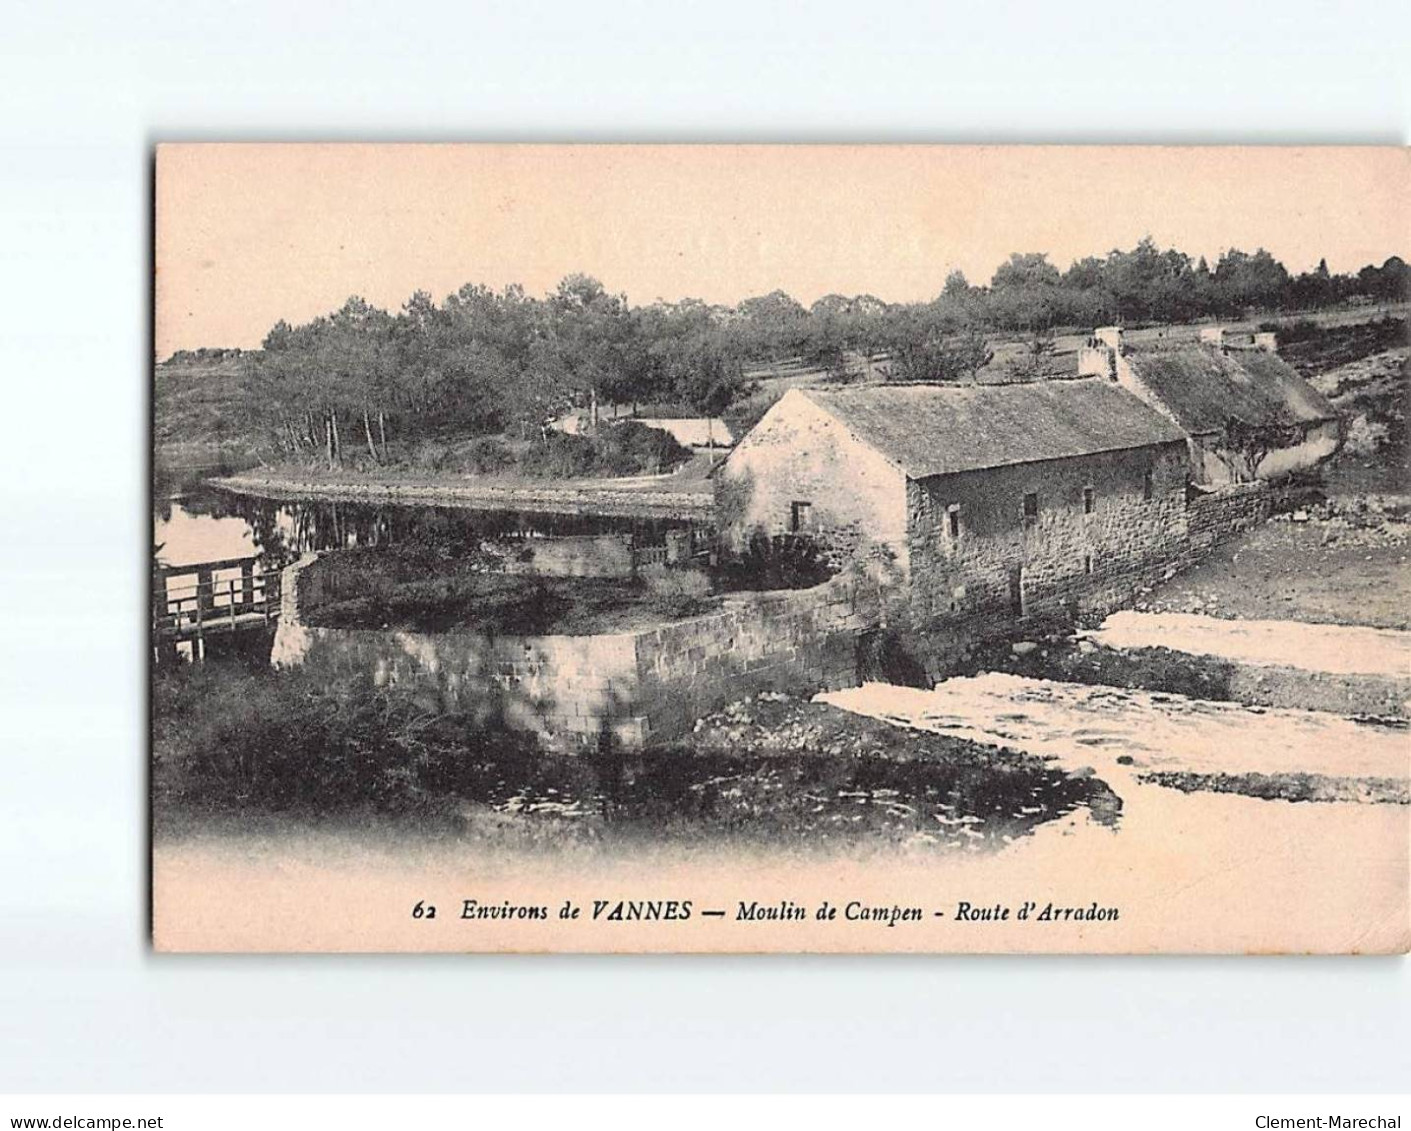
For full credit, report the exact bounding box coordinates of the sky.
[154,144,1408,358]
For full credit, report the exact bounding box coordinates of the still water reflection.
[153,486,696,574]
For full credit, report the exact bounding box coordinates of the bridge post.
[196,567,214,620]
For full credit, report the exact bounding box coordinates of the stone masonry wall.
[286,620,646,749]
[274,554,873,750]
[629,581,874,741]
[905,442,1192,629]
[1185,481,1271,554]
[717,390,909,569]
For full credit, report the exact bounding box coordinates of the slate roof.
[798,378,1187,480]
[1125,346,1337,436]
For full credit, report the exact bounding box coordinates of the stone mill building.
[716,378,1192,624]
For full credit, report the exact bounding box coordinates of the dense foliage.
[152,664,546,816]
[714,533,835,592]
[301,548,718,635]
[180,245,1407,466]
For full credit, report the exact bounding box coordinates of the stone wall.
[716,389,909,568]
[1186,481,1271,553]
[905,442,1191,628]
[274,553,872,750]
[282,617,648,748]
[630,582,873,740]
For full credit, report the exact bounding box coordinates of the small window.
[946,503,961,538]
[1022,492,1039,528]
[1142,469,1154,501]
[1083,554,1093,575]
[789,501,812,532]
[1083,486,1095,514]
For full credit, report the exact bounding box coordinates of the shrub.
[637,565,714,618]
[1264,318,1321,344]
[152,665,545,817]
[309,566,563,634]
[517,422,691,479]
[459,435,517,474]
[399,440,459,472]
[518,431,601,478]
[298,546,723,634]
[603,420,691,474]
[715,532,833,592]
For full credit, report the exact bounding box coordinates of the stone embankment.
[272,552,872,750]
[213,472,716,520]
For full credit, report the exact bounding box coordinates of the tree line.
[210,242,1407,466]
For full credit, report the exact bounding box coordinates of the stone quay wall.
[214,474,715,520]
[273,554,872,750]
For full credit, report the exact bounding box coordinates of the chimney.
[1199,326,1226,351]
[1078,326,1123,380]
[1252,331,1278,353]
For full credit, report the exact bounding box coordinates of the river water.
[819,674,1409,786]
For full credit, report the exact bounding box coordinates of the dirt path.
[1143,512,1410,630]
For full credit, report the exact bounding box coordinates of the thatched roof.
[1126,346,1337,436]
[799,378,1186,479]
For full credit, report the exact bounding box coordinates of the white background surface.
[1,0,1407,1094]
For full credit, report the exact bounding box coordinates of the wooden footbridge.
[153,554,280,659]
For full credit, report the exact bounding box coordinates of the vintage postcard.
[151,144,1409,953]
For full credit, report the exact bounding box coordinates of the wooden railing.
[631,529,709,572]
[153,555,280,641]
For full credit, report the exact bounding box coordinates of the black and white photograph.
[4,0,1409,1115]
[151,144,1408,954]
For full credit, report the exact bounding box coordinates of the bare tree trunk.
[377,410,388,461]
[324,413,335,469]
[363,409,379,462]
[330,409,342,465]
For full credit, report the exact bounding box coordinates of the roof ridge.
[795,376,1186,480]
